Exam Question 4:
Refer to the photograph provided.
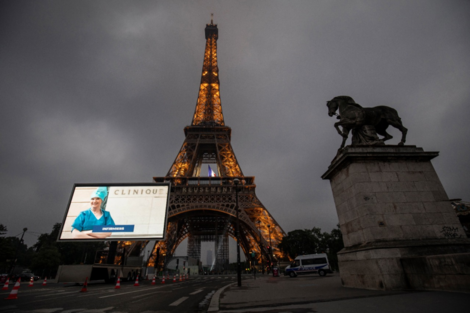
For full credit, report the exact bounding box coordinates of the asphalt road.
[0,275,248,313]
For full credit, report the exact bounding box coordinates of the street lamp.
[9,228,27,275]
[234,178,242,287]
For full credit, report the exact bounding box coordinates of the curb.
[208,282,236,312]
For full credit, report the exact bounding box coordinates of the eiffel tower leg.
[187,234,201,264]
[219,233,228,272]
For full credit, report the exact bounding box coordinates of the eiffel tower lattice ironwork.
[150,19,285,271]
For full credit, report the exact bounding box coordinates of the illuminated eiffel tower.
[150,18,285,271]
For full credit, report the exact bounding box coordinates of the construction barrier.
[5,279,21,300]
[80,277,88,292]
[2,278,10,291]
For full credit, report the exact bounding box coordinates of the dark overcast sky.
[1,0,469,250]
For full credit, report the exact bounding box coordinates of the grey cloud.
[1,1,469,253]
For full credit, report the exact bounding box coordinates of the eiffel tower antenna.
[151,21,286,271]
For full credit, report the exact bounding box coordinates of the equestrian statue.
[326,96,408,150]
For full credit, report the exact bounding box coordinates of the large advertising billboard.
[58,183,170,241]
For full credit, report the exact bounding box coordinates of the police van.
[284,253,332,277]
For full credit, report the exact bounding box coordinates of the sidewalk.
[209,273,469,313]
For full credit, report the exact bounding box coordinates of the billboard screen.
[58,183,170,241]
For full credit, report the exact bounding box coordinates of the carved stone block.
[323,146,470,291]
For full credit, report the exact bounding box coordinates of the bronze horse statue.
[327,96,407,150]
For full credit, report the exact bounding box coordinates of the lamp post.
[9,228,27,276]
[234,178,242,287]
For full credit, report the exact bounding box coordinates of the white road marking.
[169,296,188,306]
[98,287,159,298]
[190,289,203,295]
[31,309,63,313]
[132,291,167,299]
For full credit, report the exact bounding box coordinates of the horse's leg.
[380,130,393,142]
[388,120,408,145]
[340,128,350,149]
[333,122,343,136]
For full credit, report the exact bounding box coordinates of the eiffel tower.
[151,19,285,271]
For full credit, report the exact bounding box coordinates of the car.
[284,253,333,277]
[19,273,39,282]
[0,274,8,284]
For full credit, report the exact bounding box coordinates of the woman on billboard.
[71,187,115,239]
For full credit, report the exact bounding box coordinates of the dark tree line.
[278,225,344,271]
[0,223,105,278]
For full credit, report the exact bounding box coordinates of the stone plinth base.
[338,240,470,291]
[322,146,470,291]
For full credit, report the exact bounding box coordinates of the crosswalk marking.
[169,296,188,306]
[190,289,203,295]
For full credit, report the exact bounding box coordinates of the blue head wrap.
[90,187,108,201]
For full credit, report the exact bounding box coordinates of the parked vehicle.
[284,253,332,277]
[19,272,39,282]
[0,274,8,284]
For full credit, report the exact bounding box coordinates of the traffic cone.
[161,276,165,284]
[42,277,47,286]
[134,276,139,286]
[151,276,156,285]
[182,274,185,281]
[2,278,9,291]
[80,277,88,292]
[179,274,182,282]
[28,277,34,287]
[114,277,121,289]
[5,279,21,300]
[172,275,176,283]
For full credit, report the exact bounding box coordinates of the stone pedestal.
[322,146,470,291]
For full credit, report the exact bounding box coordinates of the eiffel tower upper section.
[164,19,243,180]
[192,19,224,127]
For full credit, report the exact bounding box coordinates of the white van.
[284,253,332,277]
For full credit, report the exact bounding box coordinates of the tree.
[278,225,344,271]
[34,223,105,265]
[0,224,30,274]
[0,224,7,236]
[278,229,320,260]
[30,245,61,278]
